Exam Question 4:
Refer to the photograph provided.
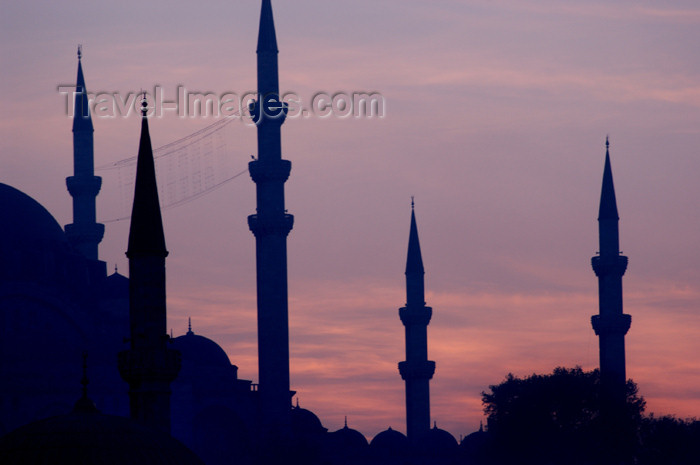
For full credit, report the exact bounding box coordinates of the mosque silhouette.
[0,1,631,464]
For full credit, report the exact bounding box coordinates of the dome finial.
[479,420,483,432]
[344,415,348,428]
[114,264,118,273]
[73,351,98,413]
[433,420,437,429]
[296,397,300,408]
[187,317,193,335]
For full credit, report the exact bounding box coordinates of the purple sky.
[2,0,700,438]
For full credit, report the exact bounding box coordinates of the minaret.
[591,138,631,413]
[247,0,294,430]
[118,97,181,434]
[65,46,104,261]
[398,200,435,442]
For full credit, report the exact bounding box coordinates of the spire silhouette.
[591,138,630,419]
[257,0,279,53]
[65,47,104,260]
[126,98,167,258]
[119,97,180,434]
[399,203,435,442]
[73,45,93,131]
[598,137,619,221]
[406,204,425,276]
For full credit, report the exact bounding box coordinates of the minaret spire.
[248,0,293,432]
[65,46,104,261]
[591,138,631,417]
[119,97,181,434]
[398,201,435,442]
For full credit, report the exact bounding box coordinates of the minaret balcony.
[399,306,432,326]
[591,255,628,277]
[248,213,294,237]
[398,360,436,380]
[66,175,102,197]
[591,313,631,336]
[248,159,291,184]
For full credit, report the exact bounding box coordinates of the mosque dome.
[172,326,233,371]
[0,183,84,285]
[369,426,409,452]
[0,403,205,465]
[425,422,458,450]
[0,183,67,246]
[328,422,368,450]
[291,404,327,435]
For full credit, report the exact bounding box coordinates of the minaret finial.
[606,135,610,150]
[140,91,148,117]
[77,44,82,60]
[411,196,415,210]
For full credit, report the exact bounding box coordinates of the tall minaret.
[118,98,181,434]
[398,201,435,442]
[247,0,294,430]
[591,138,631,413]
[65,46,104,261]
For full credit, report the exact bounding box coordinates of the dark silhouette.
[247,0,295,435]
[1,1,698,464]
[64,45,104,261]
[117,97,181,434]
[480,367,644,465]
[592,138,632,420]
[398,200,437,443]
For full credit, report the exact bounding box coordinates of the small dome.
[291,405,327,435]
[424,423,458,453]
[172,329,232,370]
[101,271,129,300]
[328,423,368,451]
[0,408,205,465]
[370,426,409,452]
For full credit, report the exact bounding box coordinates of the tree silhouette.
[480,367,644,465]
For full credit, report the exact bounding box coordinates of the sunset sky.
[2,0,700,439]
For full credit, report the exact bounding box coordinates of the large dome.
[0,183,83,285]
[0,405,205,465]
[0,183,67,246]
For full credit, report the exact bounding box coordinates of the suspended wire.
[102,167,249,224]
[96,112,243,171]
[98,108,252,223]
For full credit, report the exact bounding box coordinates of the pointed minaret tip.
[598,136,619,221]
[73,46,93,132]
[406,202,424,275]
[126,93,167,258]
[257,0,279,53]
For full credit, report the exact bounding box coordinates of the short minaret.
[247,0,294,430]
[398,200,435,442]
[118,98,181,434]
[65,46,104,261]
[591,138,631,413]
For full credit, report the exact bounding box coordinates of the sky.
[2,0,700,439]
